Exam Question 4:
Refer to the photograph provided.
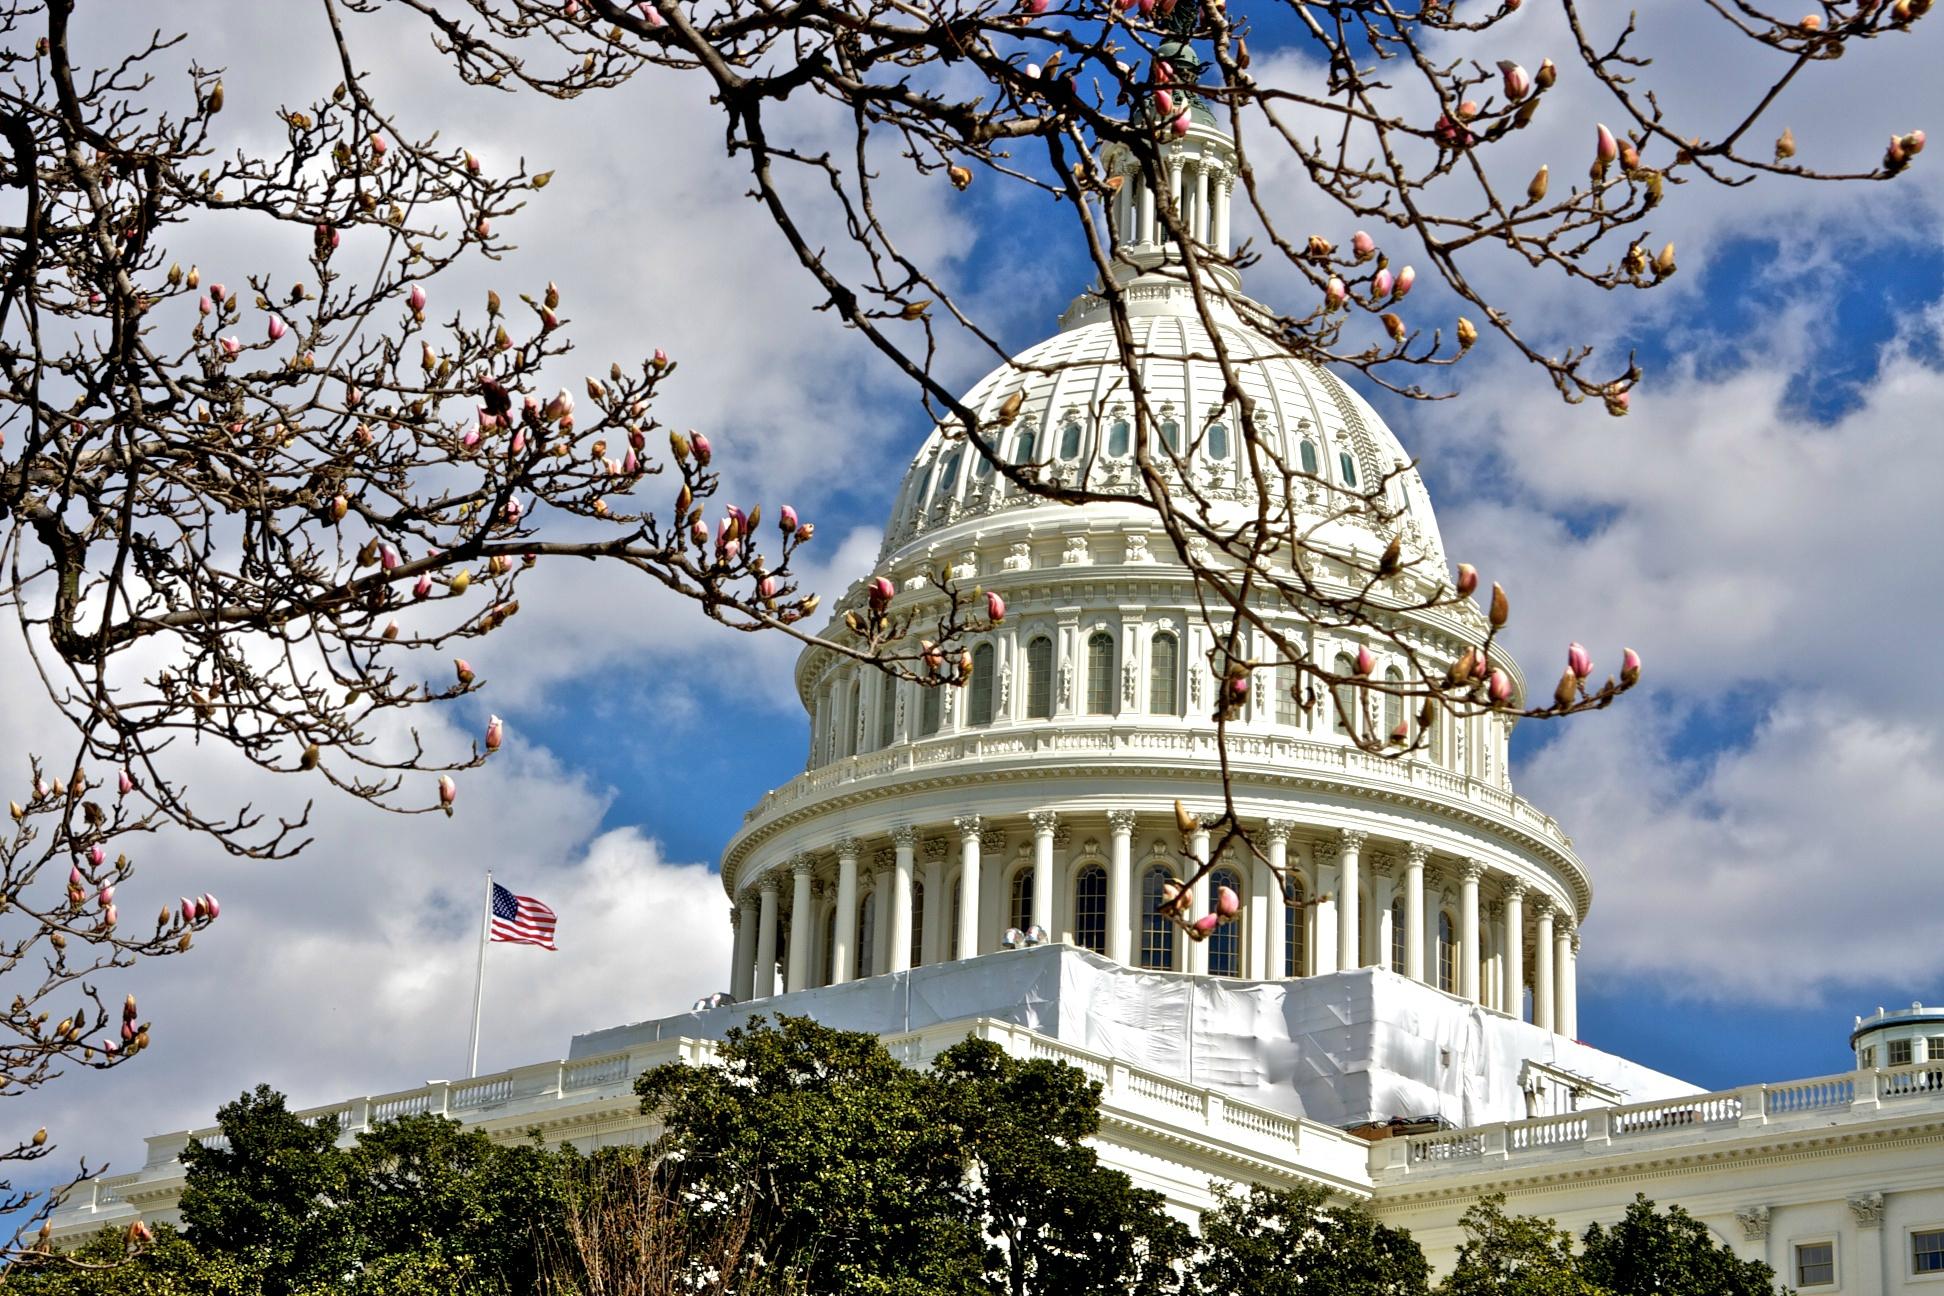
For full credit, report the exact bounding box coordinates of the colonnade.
[726,812,1582,1038]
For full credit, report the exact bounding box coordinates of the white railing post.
[1584,1109,1612,1147]
[1738,1086,1768,1128]
[1853,1068,1881,1112]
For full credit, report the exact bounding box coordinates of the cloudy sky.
[9,0,1944,1205]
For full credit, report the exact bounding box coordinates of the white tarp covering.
[571,946,1698,1128]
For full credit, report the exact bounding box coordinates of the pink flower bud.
[380,544,401,571]
[1595,123,1619,167]
[722,539,741,563]
[98,885,114,908]
[209,283,226,303]
[476,218,491,238]
[692,433,712,465]
[1229,675,1249,696]
[638,1,665,25]
[1325,277,1346,308]
[1621,647,1642,686]
[201,893,219,920]
[267,315,287,341]
[691,519,708,546]
[438,774,457,813]
[122,1022,134,1042]
[1455,563,1478,596]
[505,497,523,523]
[653,347,668,366]
[220,336,241,358]
[1355,645,1375,677]
[118,768,134,796]
[1488,669,1513,703]
[89,845,105,868]
[1372,268,1392,299]
[1393,265,1415,299]
[716,517,733,547]
[986,591,1006,622]
[542,388,574,423]
[540,305,559,331]
[1156,88,1173,115]
[1217,885,1240,917]
[408,284,427,312]
[1567,641,1593,679]
[180,897,195,924]
[1191,912,1220,935]
[465,149,481,174]
[870,576,896,606]
[1352,230,1375,261]
[510,429,526,455]
[1170,112,1190,136]
[1498,60,1531,101]
[623,448,639,474]
[370,132,388,157]
[485,715,503,752]
[414,573,432,599]
[455,658,475,685]
[198,295,212,315]
[462,428,481,450]
[69,867,82,888]
[779,504,799,532]
[759,574,778,600]
[102,1039,118,1055]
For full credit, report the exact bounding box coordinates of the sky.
[7,0,1944,1208]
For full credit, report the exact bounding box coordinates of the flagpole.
[467,870,491,1079]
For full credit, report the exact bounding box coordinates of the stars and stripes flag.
[489,882,557,950]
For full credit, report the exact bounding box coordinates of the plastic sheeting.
[570,946,1698,1128]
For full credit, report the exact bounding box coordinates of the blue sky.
[9,0,1944,1203]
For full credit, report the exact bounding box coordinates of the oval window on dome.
[939,451,962,494]
[1207,422,1230,461]
[1161,420,1181,455]
[1338,450,1358,487]
[1108,419,1131,456]
[1059,420,1082,460]
[1013,426,1038,464]
[1299,440,1319,476]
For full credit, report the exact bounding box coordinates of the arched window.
[1436,912,1455,993]
[879,675,898,749]
[1207,422,1230,460]
[1149,632,1179,715]
[1333,652,1357,736]
[859,893,877,979]
[823,908,837,987]
[1026,637,1054,719]
[1391,897,1407,972]
[1086,632,1117,715]
[1299,440,1319,476]
[1160,419,1181,455]
[1074,866,1107,954]
[1339,450,1358,487]
[1108,419,1131,456]
[1383,666,1403,745]
[939,451,963,494]
[1276,662,1301,726]
[910,881,925,969]
[1210,867,1243,977]
[1059,420,1082,460]
[1139,866,1176,970]
[969,642,996,726]
[1010,869,1033,934]
[921,682,942,736]
[1284,878,1306,977]
[1012,426,1038,464]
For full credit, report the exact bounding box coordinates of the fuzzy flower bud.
[1393,266,1416,299]
[692,433,712,465]
[1352,230,1375,261]
[455,658,475,685]
[779,504,799,532]
[409,284,427,312]
[1498,60,1531,101]
[1567,641,1593,679]
[1355,645,1375,677]
[1621,647,1642,686]
[1455,563,1478,596]
[438,774,457,815]
[485,715,503,752]
[267,315,287,342]
[1488,669,1513,704]
[986,591,1006,622]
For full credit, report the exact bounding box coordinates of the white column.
[872,852,894,973]
[1503,881,1526,1022]
[1311,846,1338,974]
[1373,866,1397,972]
[954,814,982,960]
[889,827,915,973]
[1193,163,1210,244]
[1556,921,1577,1038]
[1213,174,1232,254]
[1533,900,1556,1032]
[829,838,860,985]
[1138,178,1155,246]
[1262,821,1292,979]
[727,905,747,998]
[1564,929,1581,1038]
[921,839,946,966]
[1459,860,1483,1004]
[1403,844,1427,983]
[1336,830,1365,971]
[1029,812,1058,936]
[733,893,759,1001]
[1187,820,1211,976]
[786,857,815,993]
[753,876,781,999]
[1106,810,1135,966]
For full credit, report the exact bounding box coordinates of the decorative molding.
[923,837,949,861]
[888,825,918,849]
[1122,659,1139,706]
[1058,662,1074,707]
[1053,825,1072,847]
[1108,809,1140,835]
[1125,533,1154,564]
[1260,819,1294,844]
[1847,1191,1885,1228]
[1735,1206,1771,1241]
[759,874,783,894]
[1029,810,1060,836]
[1502,879,1528,902]
[873,848,897,870]
[1062,535,1092,566]
[834,836,861,858]
[1459,859,1486,883]
[981,829,1008,851]
[1002,541,1033,572]
[954,814,983,838]
[1337,829,1369,857]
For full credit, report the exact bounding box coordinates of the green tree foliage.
[1192,1182,1429,1296]
[1577,1195,1782,1296]
[1437,1196,1604,1296]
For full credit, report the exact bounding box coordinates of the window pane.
[921,683,942,735]
[879,676,897,749]
[1140,867,1175,970]
[1010,869,1034,934]
[1861,1045,1877,1069]
[1108,419,1131,456]
[1075,867,1107,953]
[1026,637,1054,719]
[858,893,876,979]
[969,643,996,726]
[1392,899,1406,972]
[1059,421,1081,459]
[823,910,836,986]
[1207,422,1229,460]
[910,881,925,969]
[1284,880,1305,977]
[940,451,962,492]
[1891,1038,1914,1066]
[1384,666,1403,744]
[1915,1229,1944,1274]
[1299,440,1319,475]
[1013,427,1037,463]
[974,449,993,477]
[949,878,962,960]
[1277,662,1301,725]
[1339,450,1357,487]
[1149,633,1179,715]
[1210,868,1242,977]
[1161,420,1181,454]
[1087,632,1117,715]
[1796,1243,1834,1287]
[1437,913,1454,992]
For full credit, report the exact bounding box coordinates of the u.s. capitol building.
[54,101,1944,1294]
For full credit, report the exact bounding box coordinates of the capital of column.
[889,825,918,848]
[1529,895,1554,919]
[791,855,816,879]
[834,835,862,858]
[759,873,783,894]
[730,906,743,930]
[1336,829,1369,858]
[1107,808,1139,835]
[1370,853,1396,880]
[1029,810,1060,838]
[1570,930,1582,953]
[1503,879,1529,902]
[1459,858,1486,883]
[954,814,983,839]
[1404,842,1431,868]
[1260,819,1294,844]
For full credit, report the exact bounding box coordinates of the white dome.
[881,283,1447,579]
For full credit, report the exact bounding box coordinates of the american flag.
[490,883,557,950]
